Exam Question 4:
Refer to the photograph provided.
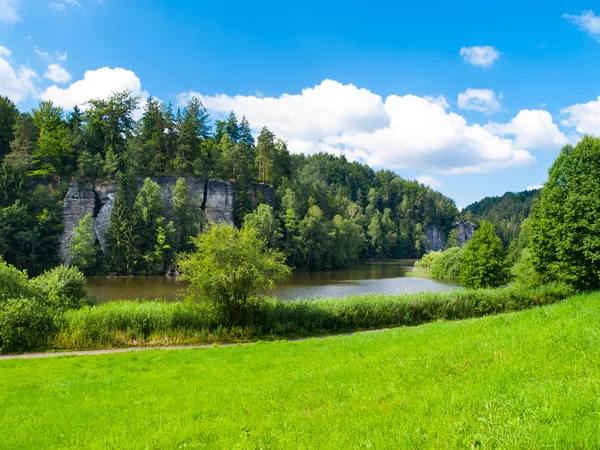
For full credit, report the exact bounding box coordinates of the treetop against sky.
[0,0,599,206]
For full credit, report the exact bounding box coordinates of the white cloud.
[0,0,20,23]
[457,88,502,115]
[423,94,449,108]
[50,0,82,9]
[561,96,600,136]
[526,185,543,191]
[0,47,37,103]
[486,110,569,150]
[460,46,501,68]
[180,79,389,142]
[40,67,148,109]
[44,64,72,84]
[181,80,536,174]
[416,175,443,189]
[563,10,600,41]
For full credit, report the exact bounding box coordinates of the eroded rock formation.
[58,177,273,264]
[424,220,477,253]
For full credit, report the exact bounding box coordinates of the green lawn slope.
[1,292,600,449]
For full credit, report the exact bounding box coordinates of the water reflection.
[86,260,460,303]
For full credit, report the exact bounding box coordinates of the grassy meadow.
[2,291,600,448]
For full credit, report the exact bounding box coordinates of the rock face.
[58,177,273,264]
[424,220,477,253]
[425,226,446,252]
[59,183,97,265]
[204,180,234,224]
[454,220,476,246]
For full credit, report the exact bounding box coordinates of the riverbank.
[52,284,571,351]
[2,290,598,447]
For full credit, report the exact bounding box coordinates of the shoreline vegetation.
[12,283,575,354]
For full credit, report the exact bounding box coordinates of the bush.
[0,297,57,353]
[31,265,87,310]
[460,221,510,288]
[430,247,463,281]
[0,258,35,302]
[178,224,291,325]
[55,284,574,350]
[511,248,544,287]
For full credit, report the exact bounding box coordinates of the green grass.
[2,291,600,448]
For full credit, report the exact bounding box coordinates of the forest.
[0,91,459,276]
[462,189,540,247]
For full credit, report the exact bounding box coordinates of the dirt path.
[0,329,388,361]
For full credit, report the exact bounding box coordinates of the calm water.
[86,260,460,302]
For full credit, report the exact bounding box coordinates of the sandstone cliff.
[425,220,477,252]
[58,177,273,264]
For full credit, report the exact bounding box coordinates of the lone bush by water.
[177,223,291,325]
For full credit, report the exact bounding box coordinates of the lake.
[87,260,460,302]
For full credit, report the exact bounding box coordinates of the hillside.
[1,291,598,448]
[463,189,540,246]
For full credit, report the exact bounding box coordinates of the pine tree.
[173,177,204,253]
[255,127,275,184]
[106,170,139,274]
[178,96,211,174]
[225,111,240,142]
[6,113,38,171]
[139,96,167,174]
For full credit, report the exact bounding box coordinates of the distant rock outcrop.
[424,220,477,253]
[58,177,273,264]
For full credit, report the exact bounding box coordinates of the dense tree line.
[462,189,540,247]
[0,91,459,275]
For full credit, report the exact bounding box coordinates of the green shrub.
[460,221,510,288]
[430,246,463,281]
[0,258,35,302]
[511,248,544,287]
[0,297,57,353]
[30,265,87,310]
[178,224,291,325]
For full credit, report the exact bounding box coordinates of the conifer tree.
[106,170,139,274]
[173,177,204,253]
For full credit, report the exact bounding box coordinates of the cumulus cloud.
[43,64,72,84]
[180,80,389,142]
[457,88,502,115]
[526,184,543,191]
[416,175,443,189]
[486,110,569,150]
[563,10,600,41]
[0,46,38,103]
[561,96,600,136]
[0,0,20,23]
[40,67,148,109]
[460,46,501,68]
[181,80,537,174]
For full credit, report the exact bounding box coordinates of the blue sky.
[1,0,600,207]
